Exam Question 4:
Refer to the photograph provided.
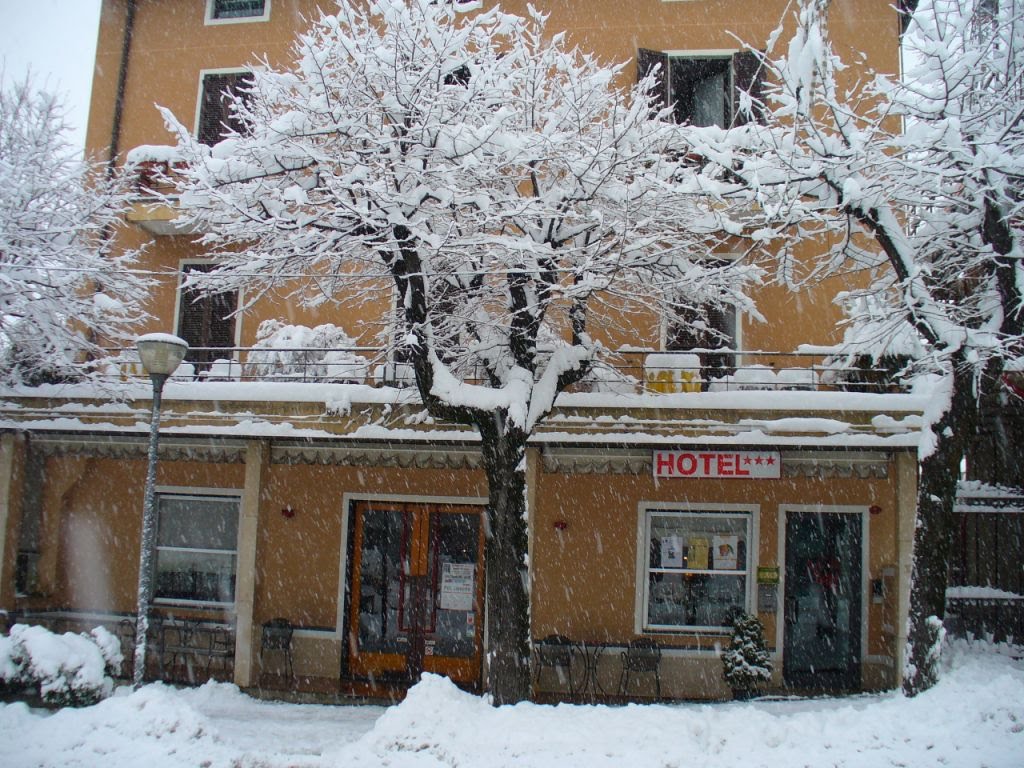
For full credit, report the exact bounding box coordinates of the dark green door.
[784,511,863,690]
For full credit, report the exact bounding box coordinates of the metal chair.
[205,625,235,678]
[260,617,295,682]
[115,618,137,680]
[618,638,662,699]
[532,634,578,694]
[160,619,201,681]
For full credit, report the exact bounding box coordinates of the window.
[154,493,240,605]
[638,49,764,127]
[176,262,239,374]
[15,446,44,596]
[666,302,738,382]
[206,0,269,23]
[642,508,753,631]
[197,71,254,146]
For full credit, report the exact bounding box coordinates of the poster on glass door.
[440,562,475,611]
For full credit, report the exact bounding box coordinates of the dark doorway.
[784,511,863,691]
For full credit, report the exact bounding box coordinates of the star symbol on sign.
[754,456,764,465]
[766,456,776,465]
[743,456,753,465]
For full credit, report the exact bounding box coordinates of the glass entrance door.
[348,502,484,688]
[784,511,863,690]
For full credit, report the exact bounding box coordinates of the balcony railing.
[101,346,907,395]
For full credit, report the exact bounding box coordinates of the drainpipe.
[107,0,137,176]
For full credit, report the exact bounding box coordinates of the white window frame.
[205,0,270,25]
[153,487,242,608]
[636,501,759,634]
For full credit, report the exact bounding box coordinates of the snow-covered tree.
[0,79,147,385]
[721,612,772,697]
[163,0,757,703]
[682,0,1024,693]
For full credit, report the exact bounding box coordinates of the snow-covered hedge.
[246,320,369,383]
[0,624,122,706]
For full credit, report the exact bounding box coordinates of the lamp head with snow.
[136,333,189,377]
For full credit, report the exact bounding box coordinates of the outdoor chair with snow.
[204,624,235,679]
[259,617,295,683]
[618,638,662,700]
[158,619,203,681]
[532,634,579,694]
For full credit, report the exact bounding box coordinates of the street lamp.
[132,333,188,689]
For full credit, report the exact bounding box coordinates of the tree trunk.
[904,361,976,695]
[479,417,531,705]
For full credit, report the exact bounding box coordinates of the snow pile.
[1,684,233,768]
[3,643,1022,767]
[246,320,370,383]
[344,653,1023,768]
[0,624,121,706]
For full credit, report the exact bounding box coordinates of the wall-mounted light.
[869,505,883,516]
[282,505,296,519]
[553,520,568,531]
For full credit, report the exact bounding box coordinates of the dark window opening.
[15,444,44,596]
[444,64,472,87]
[154,494,240,605]
[210,0,266,20]
[177,263,238,374]
[638,48,765,127]
[198,71,253,146]
[667,303,738,384]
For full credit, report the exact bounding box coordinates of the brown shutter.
[198,72,254,146]
[732,50,766,126]
[638,48,670,112]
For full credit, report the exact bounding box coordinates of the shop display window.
[643,509,751,631]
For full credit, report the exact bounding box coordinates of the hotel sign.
[653,450,782,479]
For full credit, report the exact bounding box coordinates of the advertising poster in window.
[439,562,475,611]
[688,537,709,569]
[713,535,739,570]
[660,535,684,568]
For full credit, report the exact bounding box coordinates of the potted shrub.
[721,612,772,700]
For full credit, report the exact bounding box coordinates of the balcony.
[0,345,923,453]
[124,149,193,236]
[100,345,907,395]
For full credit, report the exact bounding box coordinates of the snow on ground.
[3,641,1022,768]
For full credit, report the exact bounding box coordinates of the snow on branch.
[165,0,758,434]
[680,0,1024,390]
[0,78,149,386]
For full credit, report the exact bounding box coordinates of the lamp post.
[132,333,188,689]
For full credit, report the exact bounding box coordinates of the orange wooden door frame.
[347,501,485,688]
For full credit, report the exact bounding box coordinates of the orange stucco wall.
[18,447,903,661]
[21,449,488,629]
[531,460,902,658]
